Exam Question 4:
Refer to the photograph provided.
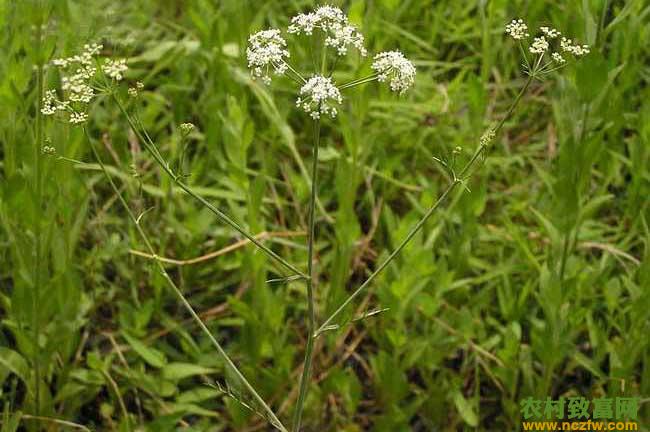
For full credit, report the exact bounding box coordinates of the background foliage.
[1,0,649,430]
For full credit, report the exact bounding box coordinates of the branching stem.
[316,73,535,336]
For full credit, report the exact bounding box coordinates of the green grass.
[1,0,649,430]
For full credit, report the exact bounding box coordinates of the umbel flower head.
[288,5,367,56]
[297,76,342,119]
[103,59,128,81]
[246,6,415,119]
[246,29,290,85]
[42,43,129,125]
[371,51,416,94]
[505,19,590,76]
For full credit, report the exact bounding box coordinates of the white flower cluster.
[529,36,549,54]
[540,26,561,39]
[296,76,342,119]
[103,59,128,81]
[505,19,590,72]
[41,90,66,115]
[43,43,132,125]
[128,81,144,98]
[560,37,590,56]
[246,6,415,118]
[180,122,195,134]
[552,52,566,64]
[505,19,529,40]
[288,5,367,56]
[371,51,416,94]
[42,44,105,124]
[246,29,290,85]
[69,112,88,124]
[51,43,103,68]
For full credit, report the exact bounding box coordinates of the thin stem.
[292,119,321,431]
[518,41,531,72]
[338,73,379,91]
[536,64,567,76]
[457,74,533,180]
[327,56,340,78]
[317,73,535,336]
[32,0,44,416]
[276,61,304,85]
[283,61,306,83]
[83,128,288,432]
[597,0,610,47]
[316,182,459,336]
[21,415,92,432]
[112,94,308,280]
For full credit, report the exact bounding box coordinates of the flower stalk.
[292,118,321,432]
[83,128,289,432]
[32,2,45,416]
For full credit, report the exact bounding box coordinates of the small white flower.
[69,111,88,125]
[540,26,561,39]
[246,29,290,84]
[324,22,366,56]
[62,70,95,103]
[529,36,549,54]
[103,59,128,81]
[41,90,58,115]
[83,43,103,57]
[551,52,566,64]
[129,81,144,97]
[289,5,346,35]
[505,19,529,40]
[52,43,103,68]
[288,6,367,56]
[371,51,416,94]
[561,37,590,56]
[52,58,70,67]
[180,122,195,134]
[296,75,342,119]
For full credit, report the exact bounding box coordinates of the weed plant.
[1,1,648,431]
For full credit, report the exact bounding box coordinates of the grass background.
[1,0,649,430]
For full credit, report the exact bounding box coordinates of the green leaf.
[0,348,30,388]
[122,333,167,368]
[452,391,478,427]
[161,363,215,381]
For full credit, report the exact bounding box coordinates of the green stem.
[84,128,288,432]
[32,1,44,416]
[338,73,379,90]
[292,119,321,432]
[112,95,307,280]
[317,73,535,336]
